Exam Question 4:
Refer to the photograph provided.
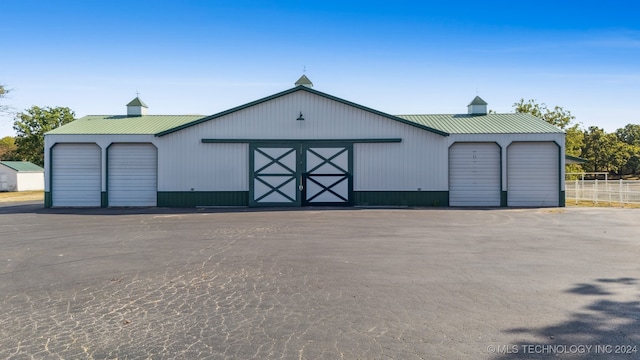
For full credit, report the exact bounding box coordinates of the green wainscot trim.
[501,191,508,207]
[354,191,449,207]
[157,191,249,207]
[559,191,566,207]
[101,192,108,208]
[44,192,52,208]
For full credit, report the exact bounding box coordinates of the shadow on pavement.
[0,202,371,216]
[491,278,640,359]
[0,202,45,214]
[0,203,507,216]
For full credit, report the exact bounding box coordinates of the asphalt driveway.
[0,204,639,359]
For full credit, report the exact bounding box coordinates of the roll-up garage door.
[108,143,157,206]
[449,143,501,206]
[507,142,559,207]
[52,143,101,207]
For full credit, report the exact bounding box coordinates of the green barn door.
[250,143,353,207]
[250,145,300,206]
[302,145,352,206]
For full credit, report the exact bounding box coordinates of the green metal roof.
[126,97,148,107]
[45,115,205,135]
[0,161,44,172]
[396,113,564,134]
[45,89,560,138]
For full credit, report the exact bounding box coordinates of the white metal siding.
[108,143,157,206]
[157,91,448,192]
[157,143,248,192]
[353,129,446,191]
[449,143,501,206]
[507,142,559,207]
[16,172,44,191]
[52,143,101,206]
[0,167,17,191]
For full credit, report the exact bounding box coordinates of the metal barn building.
[0,161,45,192]
[44,76,565,208]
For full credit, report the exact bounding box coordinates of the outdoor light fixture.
[297,111,305,121]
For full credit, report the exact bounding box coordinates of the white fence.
[565,178,640,205]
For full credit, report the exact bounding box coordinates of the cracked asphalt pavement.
[0,204,639,359]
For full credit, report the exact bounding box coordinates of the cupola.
[126,96,148,116]
[467,96,488,115]
[295,75,313,88]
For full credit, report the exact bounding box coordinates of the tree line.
[1,82,639,176]
[514,99,640,177]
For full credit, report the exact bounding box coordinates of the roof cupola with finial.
[467,96,488,115]
[126,95,148,116]
[295,74,313,88]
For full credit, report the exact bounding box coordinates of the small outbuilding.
[0,161,45,192]
[44,76,565,207]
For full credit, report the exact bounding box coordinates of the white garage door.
[108,143,157,206]
[52,143,101,207]
[449,143,501,206]
[507,142,559,207]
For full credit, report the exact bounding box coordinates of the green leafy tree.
[615,124,640,146]
[606,138,632,175]
[615,124,640,175]
[620,146,640,175]
[513,99,575,130]
[0,136,18,160]
[565,125,584,154]
[13,106,75,166]
[582,126,607,172]
[582,127,631,174]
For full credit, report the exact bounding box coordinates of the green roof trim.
[156,86,450,137]
[566,154,588,164]
[202,138,402,144]
[468,96,488,106]
[45,115,205,135]
[126,97,148,108]
[0,161,44,172]
[396,114,564,134]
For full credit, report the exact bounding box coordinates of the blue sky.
[1,0,639,137]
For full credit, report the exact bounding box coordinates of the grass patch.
[0,190,44,203]
[566,199,640,209]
